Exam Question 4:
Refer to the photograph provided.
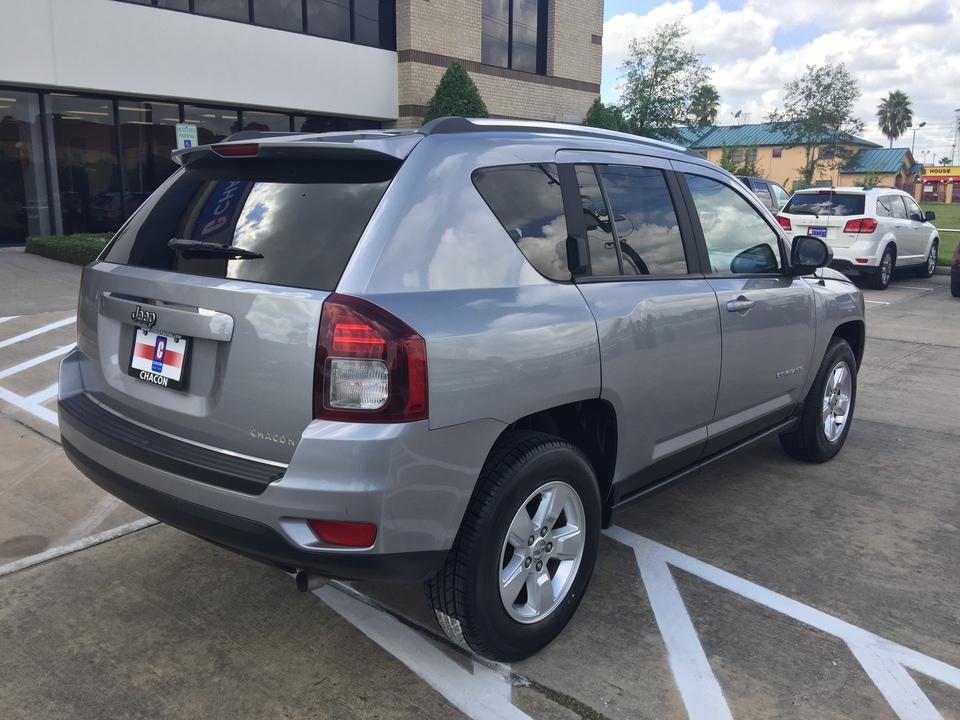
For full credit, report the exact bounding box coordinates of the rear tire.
[780,338,857,463]
[425,431,601,662]
[869,247,894,290]
[952,269,960,298]
[915,239,938,278]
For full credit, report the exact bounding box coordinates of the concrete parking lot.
[1,246,958,719]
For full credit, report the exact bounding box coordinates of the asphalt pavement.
[1,246,958,719]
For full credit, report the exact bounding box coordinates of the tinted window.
[783,192,865,216]
[253,0,303,31]
[903,195,924,221]
[103,162,394,292]
[472,163,569,281]
[596,165,687,275]
[576,165,620,276]
[193,0,249,22]
[685,174,782,274]
[752,181,777,212]
[878,195,906,219]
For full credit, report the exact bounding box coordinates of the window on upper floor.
[772,147,783,158]
[481,0,547,75]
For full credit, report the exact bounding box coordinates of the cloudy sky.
[601,0,960,164]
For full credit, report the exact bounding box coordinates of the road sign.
[175,123,199,150]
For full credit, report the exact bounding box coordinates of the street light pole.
[911,121,926,153]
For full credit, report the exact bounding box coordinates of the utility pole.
[953,108,960,164]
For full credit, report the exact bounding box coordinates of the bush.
[423,60,489,123]
[25,234,110,266]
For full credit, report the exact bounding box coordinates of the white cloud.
[602,0,960,161]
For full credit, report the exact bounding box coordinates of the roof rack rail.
[418,116,691,153]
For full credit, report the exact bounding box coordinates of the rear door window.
[102,162,394,292]
[595,164,688,275]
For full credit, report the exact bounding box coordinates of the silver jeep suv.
[59,118,865,661]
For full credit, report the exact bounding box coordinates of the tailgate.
[74,143,400,463]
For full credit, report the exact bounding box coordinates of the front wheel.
[916,239,938,278]
[780,338,857,463]
[869,247,894,290]
[425,431,601,662]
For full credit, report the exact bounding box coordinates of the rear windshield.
[782,192,865,216]
[102,160,395,291]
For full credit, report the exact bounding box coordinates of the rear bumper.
[828,239,884,275]
[61,435,445,581]
[58,349,504,583]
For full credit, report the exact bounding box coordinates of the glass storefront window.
[193,0,250,22]
[182,105,240,144]
[47,94,120,235]
[242,110,292,132]
[253,0,303,31]
[157,0,190,9]
[0,91,50,243]
[118,101,180,222]
[306,0,350,41]
[294,115,381,133]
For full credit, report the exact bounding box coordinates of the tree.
[940,156,953,165]
[718,144,764,177]
[767,63,865,188]
[582,98,628,133]
[689,84,721,129]
[876,90,913,148]
[423,60,488,123]
[616,20,715,142]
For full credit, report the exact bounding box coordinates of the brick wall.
[393,0,602,128]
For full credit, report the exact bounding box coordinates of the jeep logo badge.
[131,305,158,330]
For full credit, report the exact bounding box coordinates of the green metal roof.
[679,123,880,150]
[839,147,913,175]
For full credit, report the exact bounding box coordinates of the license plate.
[807,227,827,238]
[128,330,189,390]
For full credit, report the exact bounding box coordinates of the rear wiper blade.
[168,238,263,260]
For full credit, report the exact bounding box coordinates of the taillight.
[777,216,792,232]
[211,143,259,157]
[843,218,878,234]
[314,294,428,422]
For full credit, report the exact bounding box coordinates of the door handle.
[726,298,755,313]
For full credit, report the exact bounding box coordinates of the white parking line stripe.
[892,286,933,291]
[0,315,75,350]
[635,546,733,720]
[848,639,943,720]
[317,584,530,720]
[24,382,60,405]
[0,386,59,426]
[0,315,18,324]
[0,344,74,380]
[0,517,159,578]
[865,300,890,305]
[606,528,960,717]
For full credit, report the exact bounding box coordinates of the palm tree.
[941,156,953,166]
[876,90,913,148]
[688,84,721,128]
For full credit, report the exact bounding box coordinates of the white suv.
[777,187,939,290]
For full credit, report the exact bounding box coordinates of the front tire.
[869,247,894,290]
[780,338,857,463]
[425,431,601,662]
[916,239,938,278]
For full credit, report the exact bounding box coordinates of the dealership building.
[0,0,602,243]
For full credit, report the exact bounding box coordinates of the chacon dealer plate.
[128,330,189,390]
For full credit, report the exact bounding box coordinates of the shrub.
[25,234,110,266]
[423,60,489,123]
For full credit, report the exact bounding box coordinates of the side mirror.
[790,236,832,276]
[925,210,937,222]
[730,243,779,273]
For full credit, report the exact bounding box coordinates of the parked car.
[777,186,939,290]
[59,118,865,661]
[952,237,960,297]
[736,175,791,212]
